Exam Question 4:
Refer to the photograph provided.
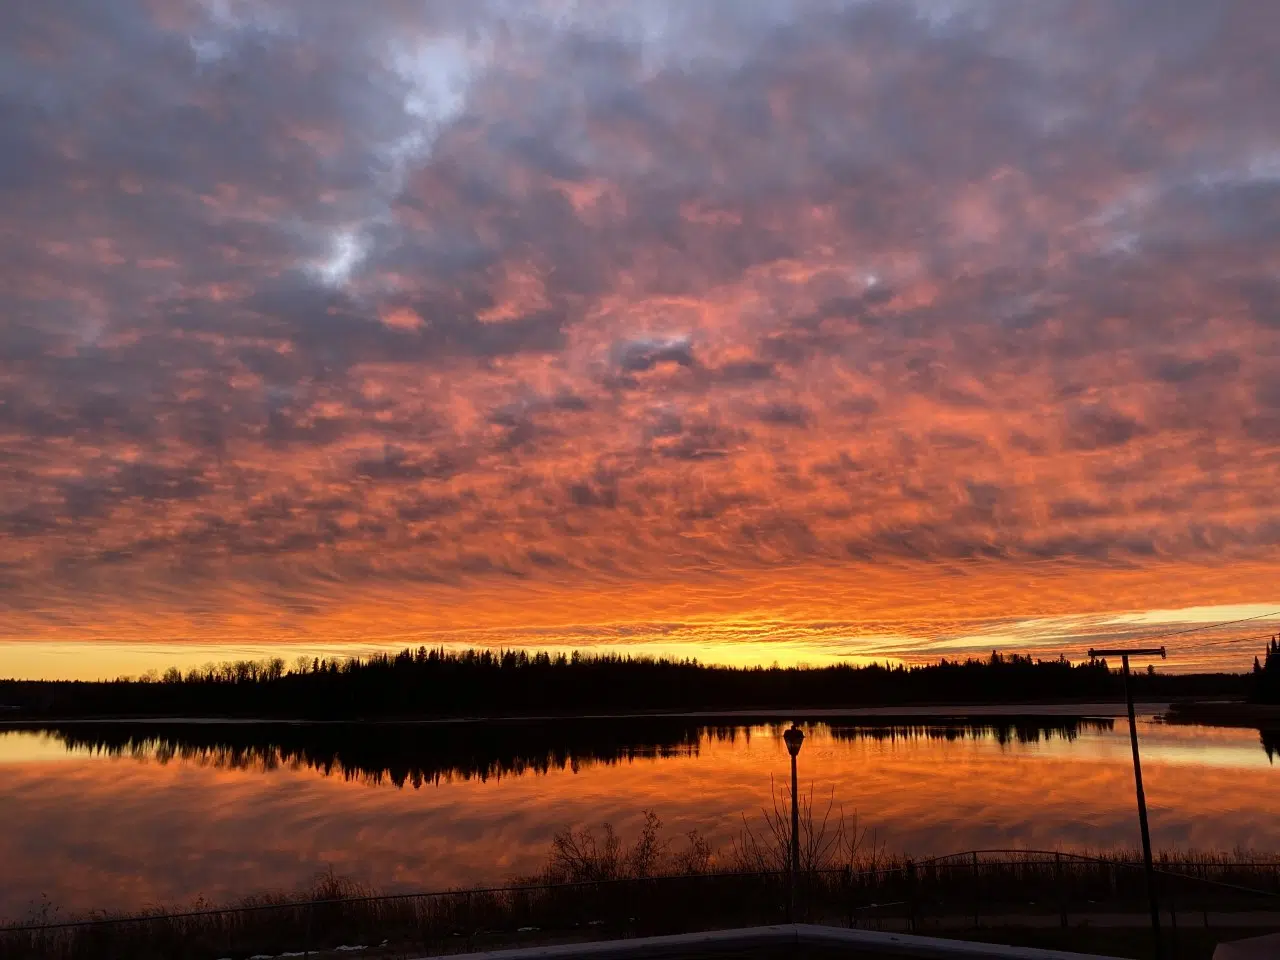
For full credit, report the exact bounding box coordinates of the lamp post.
[782,723,805,921]
[1088,645,1167,960]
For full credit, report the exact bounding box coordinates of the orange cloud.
[2,0,1280,674]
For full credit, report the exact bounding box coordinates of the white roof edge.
[419,922,1126,960]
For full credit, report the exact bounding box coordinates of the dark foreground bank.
[4,849,1278,960]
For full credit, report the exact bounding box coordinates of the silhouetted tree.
[1251,637,1280,704]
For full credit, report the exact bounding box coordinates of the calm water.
[1,712,1276,923]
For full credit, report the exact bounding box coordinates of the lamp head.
[783,724,805,757]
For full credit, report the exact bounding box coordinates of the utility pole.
[782,723,805,922]
[1088,646,1167,960]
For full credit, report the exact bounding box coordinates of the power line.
[1190,631,1280,648]
[1129,609,1280,644]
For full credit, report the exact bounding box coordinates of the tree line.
[1253,637,1280,704]
[0,647,1250,720]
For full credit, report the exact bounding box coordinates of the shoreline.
[1165,699,1280,729]
[0,701,1171,727]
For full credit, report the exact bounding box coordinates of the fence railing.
[862,849,1280,936]
[3,851,1278,960]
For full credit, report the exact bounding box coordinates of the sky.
[4,0,1280,679]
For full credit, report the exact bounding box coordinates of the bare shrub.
[549,821,623,881]
[548,811,717,881]
[731,776,880,874]
[672,829,715,875]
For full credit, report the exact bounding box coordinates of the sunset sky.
[4,0,1280,679]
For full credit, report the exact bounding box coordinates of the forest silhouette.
[0,647,1249,720]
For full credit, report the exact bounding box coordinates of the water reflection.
[35,718,1115,788]
[0,717,1276,923]
[825,719,1114,746]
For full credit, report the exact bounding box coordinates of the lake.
[1,709,1276,923]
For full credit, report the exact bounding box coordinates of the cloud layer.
[3,0,1280,666]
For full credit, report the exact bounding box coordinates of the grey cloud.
[59,463,211,515]
[613,337,697,373]
[353,447,462,483]
[648,417,748,461]
[264,411,350,450]
[567,480,619,509]
[1235,278,1280,328]
[0,505,63,538]
[395,494,466,522]
[1049,499,1113,521]
[837,394,880,417]
[1151,351,1241,384]
[645,412,685,439]
[3,0,1280,599]
[754,402,810,428]
[1065,407,1145,451]
[551,392,590,412]
[711,360,777,383]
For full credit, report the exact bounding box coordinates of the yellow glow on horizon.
[3,590,1276,680]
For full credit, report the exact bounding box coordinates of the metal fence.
[2,851,1278,960]
[864,850,1280,934]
